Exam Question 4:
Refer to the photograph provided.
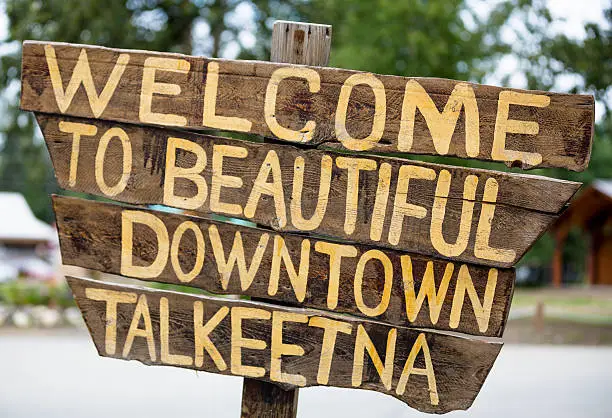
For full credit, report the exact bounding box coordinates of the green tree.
[518,8,612,273]
[250,0,515,81]
[0,0,254,221]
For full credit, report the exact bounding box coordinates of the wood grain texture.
[271,21,332,66]
[241,379,299,418]
[21,41,594,171]
[68,276,502,414]
[245,20,334,417]
[40,114,579,267]
[53,195,515,337]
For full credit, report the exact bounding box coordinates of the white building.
[0,192,57,282]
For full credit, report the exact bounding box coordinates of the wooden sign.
[68,276,502,414]
[53,195,515,337]
[21,41,594,171]
[38,114,580,267]
[20,19,595,416]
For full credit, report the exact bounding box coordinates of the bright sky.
[547,0,608,38]
[474,0,609,117]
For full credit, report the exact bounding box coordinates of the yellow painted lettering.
[140,57,189,126]
[210,144,247,216]
[370,162,392,241]
[194,301,228,370]
[430,171,477,257]
[244,150,286,228]
[309,316,352,385]
[85,288,137,355]
[265,67,320,142]
[170,221,205,283]
[291,155,332,231]
[95,127,132,196]
[401,256,453,324]
[270,311,308,386]
[314,241,358,310]
[450,266,498,333]
[121,210,169,278]
[335,73,386,151]
[396,333,438,406]
[336,157,377,235]
[160,297,192,365]
[399,81,480,157]
[269,236,310,302]
[352,324,397,390]
[58,121,97,187]
[203,62,252,132]
[354,250,393,317]
[492,91,550,167]
[123,294,156,361]
[230,307,271,378]
[163,136,208,210]
[208,225,269,291]
[388,165,436,245]
[474,178,516,263]
[45,44,129,117]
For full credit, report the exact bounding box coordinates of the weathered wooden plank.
[53,195,515,337]
[68,276,502,414]
[244,20,333,416]
[21,41,594,171]
[41,113,578,267]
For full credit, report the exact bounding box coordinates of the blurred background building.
[552,180,612,286]
[0,192,57,283]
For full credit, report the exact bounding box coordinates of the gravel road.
[1,330,611,417]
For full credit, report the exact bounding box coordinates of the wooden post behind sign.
[270,20,332,66]
[240,20,332,418]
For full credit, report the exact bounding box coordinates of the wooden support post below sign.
[240,20,333,418]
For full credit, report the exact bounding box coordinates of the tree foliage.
[249,0,516,82]
[0,0,247,221]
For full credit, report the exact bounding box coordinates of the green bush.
[0,280,75,307]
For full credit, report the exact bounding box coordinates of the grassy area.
[513,291,612,308]
[504,317,612,345]
[506,287,612,344]
[512,287,612,315]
